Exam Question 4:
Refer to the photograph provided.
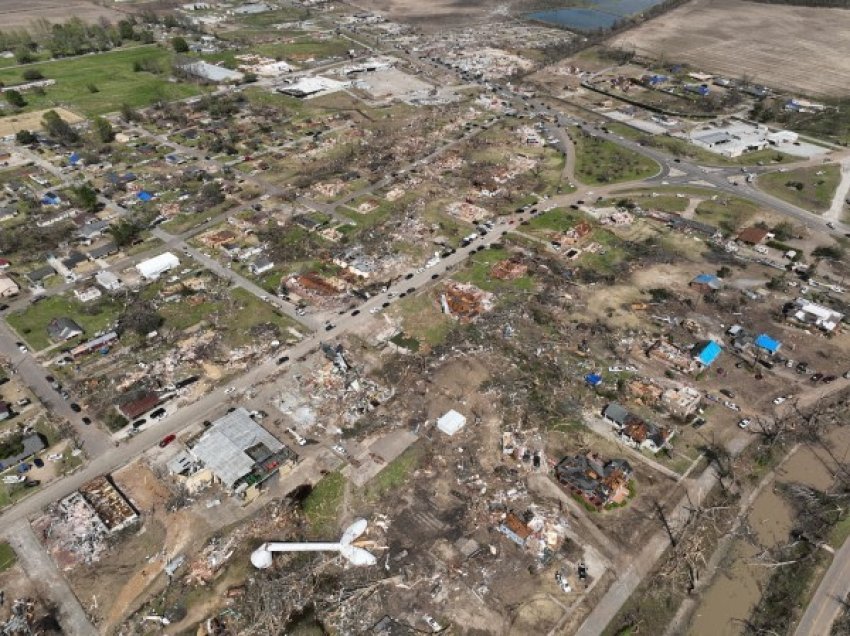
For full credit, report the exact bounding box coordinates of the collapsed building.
[439,282,494,322]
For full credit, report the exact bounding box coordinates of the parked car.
[81,417,91,425]
[16,342,27,353]
[810,373,824,383]
[150,407,166,419]
[823,375,837,384]
[277,355,290,365]
[159,434,176,448]
[33,457,44,468]
[738,418,751,429]
[69,403,81,413]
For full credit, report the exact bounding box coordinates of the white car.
[369,307,381,314]
[555,572,572,593]
[773,395,787,405]
[332,443,347,456]
[224,387,236,395]
[738,418,751,429]
[423,615,442,633]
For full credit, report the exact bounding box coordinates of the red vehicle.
[159,434,176,448]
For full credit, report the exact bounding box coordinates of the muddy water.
[687,441,839,635]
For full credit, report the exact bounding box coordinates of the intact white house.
[136,252,180,281]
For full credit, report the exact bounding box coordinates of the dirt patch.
[609,0,850,96]
[0,108,84,137]
[0,0,125,28]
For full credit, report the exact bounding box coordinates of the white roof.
[437,409,466,436]
[136,252,179,279]
[95,270,121,289]
[279,76,348,96]
[190,408,284,489]
[182,61,244,83]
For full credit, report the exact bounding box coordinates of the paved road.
[0,322,110,456]
[794,535,850,636]
[3,519,97,634]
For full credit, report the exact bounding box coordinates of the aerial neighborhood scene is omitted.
[0,0,850,634]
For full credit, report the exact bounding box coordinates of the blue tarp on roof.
[754,333,781,354]
[695,340,722,366]
[585,373,603,387]
[137,191,153,202]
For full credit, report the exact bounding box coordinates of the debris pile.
[439,282,494,321]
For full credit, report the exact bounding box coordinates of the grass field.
[694,196,761,233]
[7,294,122,351]
[758,164,841,214]
[303,471,345,538]
[0,541,15,573]
[392,293,453,347]
[571,128,659,185]
[0,46,202,116]
[453,247,534,293]
[363,444,423,501]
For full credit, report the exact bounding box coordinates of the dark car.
[382,302,390,308]
[159,434,176,448]
[823,375,837,383]
[351,309,360,316]
[406,287,415,293]
[81,417,91,425]
[325,324,335,331]
[24,479,40,488]
[150,407,166,419]
[405,273,414,280]
[70,402,81,412]
[33,457,44,468]
[810,373,824,382]
[0,304,8,311]
[277,355,290,365]
[431,273,439,280]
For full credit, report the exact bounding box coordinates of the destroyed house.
[498,512,533,547]
[603,403,673,453]
[189,408,296,494]
[555,453,632,509]
[78,475,138,532]
[689,274,721,293]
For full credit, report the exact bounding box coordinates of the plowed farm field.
[609,0,850,97]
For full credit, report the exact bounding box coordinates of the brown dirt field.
[0,108,83,137]
[0,0,127,28]
[347,0,519,29]
[609,0,850,97]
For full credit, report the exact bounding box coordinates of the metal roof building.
[136,252,179,280]
[190,408,291,490]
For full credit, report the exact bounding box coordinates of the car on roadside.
[16,342,27,353]
[277,355,290,365]
[224,387,236,394]
[738,418,751,429]
[150,407,166,419]
[810,373,824,382]
[69,403,81,413]
[823,375,837,384]
[773,395,789,405]
[81,417,91,425]
[332,443,348,456]
[159,434,176,448]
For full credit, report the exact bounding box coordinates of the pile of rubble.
[439,282,494,322]
[34,493,112,570]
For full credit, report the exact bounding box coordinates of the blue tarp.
[69,152,80,165]
[41,194,60,205]
[137,191,153,202]
[693,273,720,285]
[585,373,603,387]
[695,340,722,366]
[754,333,781,354]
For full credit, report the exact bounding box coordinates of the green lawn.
[224,288,303,345]
[255,38,355,64]
[6,295,122,351]
[693,196,761,233]
[758,164,841,214]
[392,293,453,347]
[0,46,202,116]
[0,542,15,572]
[363,445,423,500]
[302,471,345,538]
[571,128,659,185]
[453,247,534,293]
[524,207,584,234]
